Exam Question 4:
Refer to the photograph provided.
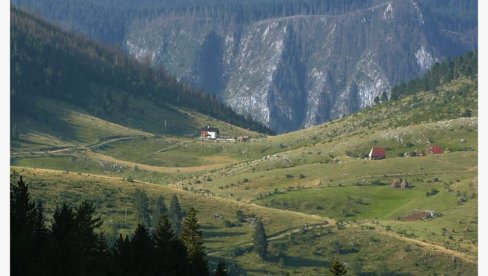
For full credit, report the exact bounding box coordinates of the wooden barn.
[429,145,443,154]
[368,147,386,160]
[200,126,220,139]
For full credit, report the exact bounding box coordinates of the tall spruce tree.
[152,195,168,228]
[51,203,78,276]
[152,215,189,275]
[133,188,151,227]
[253,220,268,259]
[11,176,50,276]
[74,201,104,275]
[168,195,184,236]
[181,207,208,276]
[129,224,157,276]
[111,234,132,275]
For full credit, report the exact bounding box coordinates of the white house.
[200,126,220,139]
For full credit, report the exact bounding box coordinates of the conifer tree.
[111,234,131,275]
[130,224,157,276]
[51,203,78,276]
[93,233,111,276]
[11,176,50,276]
[329,258,348,275]
[152,215,189,275]
[253,220,268,259]
[133,188,151,227]
[181,207,208,276]
[152,195,168,228]
[168,195,184,236]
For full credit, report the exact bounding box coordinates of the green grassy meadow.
[10,77,478,274]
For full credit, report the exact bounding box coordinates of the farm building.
[368,147,386,160]
[429,145,443,154]
[200,126,220,139]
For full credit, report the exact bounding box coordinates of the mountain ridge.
[11,0,477,133]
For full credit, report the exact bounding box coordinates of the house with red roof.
[368,147,386,160]
[429,145,443,154]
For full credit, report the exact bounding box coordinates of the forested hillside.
[390,50,477,100]
[10,7,273,136]
[11,0,477,133]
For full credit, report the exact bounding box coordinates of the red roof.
[370,147,386,158]
[430,145,443,154]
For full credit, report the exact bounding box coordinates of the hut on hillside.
[390,177,411,189]
[368,147,386,160]
[200,126,220,139]
[429,145,443,154]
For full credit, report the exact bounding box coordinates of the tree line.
[11,176,228,276]
[388,50,477,101]
[10,7,274,135]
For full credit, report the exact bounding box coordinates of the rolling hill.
[10,6,477,276]
[10,7,273,145]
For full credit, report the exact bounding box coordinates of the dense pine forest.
[12,0,477,45]
[10,7,273,135]
[11,176,225,276]
[389,50,477,100]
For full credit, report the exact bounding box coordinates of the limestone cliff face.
[11,0,477,133]
[122,1,476,133]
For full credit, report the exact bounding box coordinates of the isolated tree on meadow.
[329,258,348,275]
[253,220,268,259]
[181,207,208,276]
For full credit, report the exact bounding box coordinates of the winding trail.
[11,163,478,265]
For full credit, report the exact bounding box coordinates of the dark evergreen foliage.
[151,195,168,228]
[111,234,132,275]
[129,224,158,275]
[253,220,268,259]
[390,50,477,100]
[329,258,348,275]
[181,207,209,276]
[10,176,210,276]
[168,194,184,236]
[10,7,274,135]
[11,176,50,276]
[152,215,190,275]
[133,188,151,227]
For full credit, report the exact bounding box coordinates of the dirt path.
[11,135,146,157]
[85,151,234,173]
[12,166,477,265]
[88,135,148,149]
[382,230,477,264]
[349,223,477,264]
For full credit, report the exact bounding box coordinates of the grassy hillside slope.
[10,7,477,275]
[10,7,272,142]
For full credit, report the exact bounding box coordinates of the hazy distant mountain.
[12,0,477,133]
